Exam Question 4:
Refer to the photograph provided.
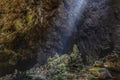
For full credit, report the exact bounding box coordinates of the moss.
[26,10,35,26]
[0,0,38,76]
[51,76,66,80]
[14,19,23,31]
[88,74,95,80]
[1,46,119,80]
[89,67,100,71]
[0,0,36,34]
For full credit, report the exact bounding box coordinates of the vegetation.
[0,44,119,80]
[0,0,120,80]
[0,0,39,76]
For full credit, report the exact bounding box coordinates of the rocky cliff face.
[0,0,40,76]
[77,0,114,62]
[37,0,120,65]
[112,0,120,53]
[0,0,119,76]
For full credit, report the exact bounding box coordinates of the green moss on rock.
[0,0,38,76]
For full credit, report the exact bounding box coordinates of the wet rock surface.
[37,0,120,65]
[0,45,119,80]
[0,0,120,77]
[0,0,40,76]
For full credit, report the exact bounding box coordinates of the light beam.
[59,0,87,53]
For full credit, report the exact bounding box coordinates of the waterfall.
[58,0,87,54]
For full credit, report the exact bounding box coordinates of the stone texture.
[0,0,120,76]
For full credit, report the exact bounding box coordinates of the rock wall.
[37,0,119,65]
[77,0,114,62]
[0,0,120,76]
[112,0,120,53]
[0,0,41,76]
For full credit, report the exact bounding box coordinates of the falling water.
[37,0,88,65]
[59,0,87,53]
[67,0,87,35]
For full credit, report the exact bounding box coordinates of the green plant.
[34,77,43,80]
[51,76,66,80]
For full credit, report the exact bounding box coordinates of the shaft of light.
[67,0,87,35]
[59,0,87,53]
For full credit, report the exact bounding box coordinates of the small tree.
[69,44,83,72]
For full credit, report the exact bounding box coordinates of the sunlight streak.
[59,0,87,53]
[68,0,87,35]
